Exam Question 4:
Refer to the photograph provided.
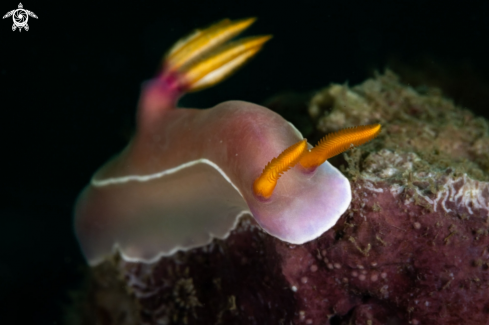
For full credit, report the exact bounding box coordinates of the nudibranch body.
[75,18,379,266]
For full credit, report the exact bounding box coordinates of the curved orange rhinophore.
[253,139,308,199]
[299,124,381,170]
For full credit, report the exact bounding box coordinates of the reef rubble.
[71,72,489,325]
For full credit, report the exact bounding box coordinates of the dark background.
[1,0,489,323]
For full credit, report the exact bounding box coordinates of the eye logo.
[3,3,37,32]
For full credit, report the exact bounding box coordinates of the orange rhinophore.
[299,124,382,170]
[253,139,308,199]
[252,124,381,199]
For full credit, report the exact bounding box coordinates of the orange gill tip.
[299,123,381,170]
[183,35,272,92]
[165,17,257,71]
[253,139,308,200]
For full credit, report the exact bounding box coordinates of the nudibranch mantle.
[76,101,352,265]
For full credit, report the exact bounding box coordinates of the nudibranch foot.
[76,161,250,265]
[299,123,381,170]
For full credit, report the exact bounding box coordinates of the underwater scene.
[2,0,489,324]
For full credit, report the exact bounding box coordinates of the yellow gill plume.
[164,18,271,92]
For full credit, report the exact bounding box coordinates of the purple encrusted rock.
[70,72,489,325]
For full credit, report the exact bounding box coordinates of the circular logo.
[3,3,38,32]
[13,9,27,28]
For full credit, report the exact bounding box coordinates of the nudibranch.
[74,18,381,266]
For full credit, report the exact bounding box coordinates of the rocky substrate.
[70,72,489,325]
